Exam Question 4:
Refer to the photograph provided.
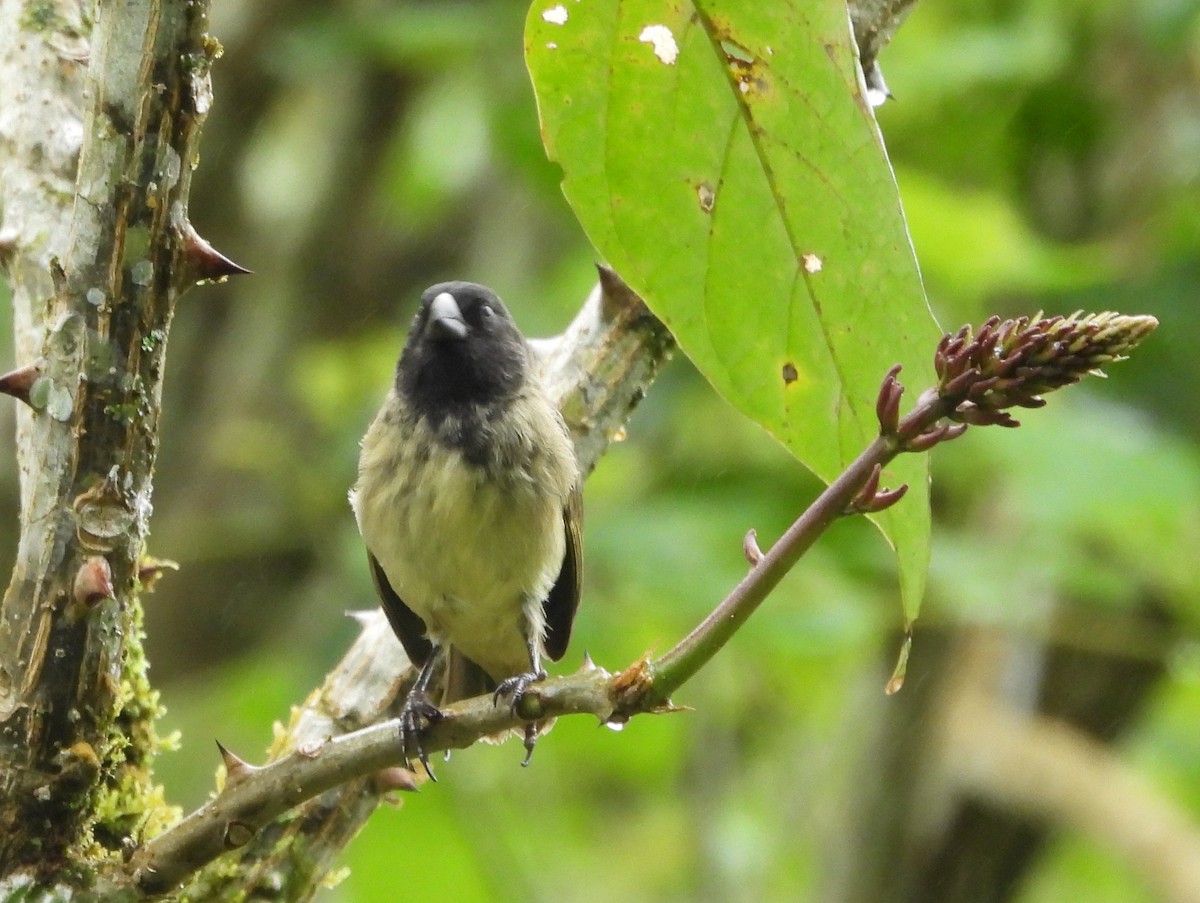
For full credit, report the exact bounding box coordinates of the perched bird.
[351,282,582,777]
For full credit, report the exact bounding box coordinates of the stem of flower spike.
[642,310,1159,708]
[643,387,953,707]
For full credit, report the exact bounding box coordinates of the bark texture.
[0,0,220,878]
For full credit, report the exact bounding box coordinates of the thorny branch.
[0,0,247,873]
[130,309,1156,895]
[131,267,675,895]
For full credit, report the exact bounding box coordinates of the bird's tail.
[439,646,495,705]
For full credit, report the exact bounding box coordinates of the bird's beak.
[427,292,468,341]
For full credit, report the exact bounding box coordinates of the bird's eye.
[479,305,495,320]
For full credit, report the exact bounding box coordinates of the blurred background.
[4,0,1200,900]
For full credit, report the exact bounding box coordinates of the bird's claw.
[399,691,443,782]
[492,668,546,710]
[493,669,548,767]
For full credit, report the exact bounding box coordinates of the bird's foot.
[492,668,547,709]
[493,669,548,767]
[399,689,444,782]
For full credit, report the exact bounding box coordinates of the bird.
[351,281,582,778]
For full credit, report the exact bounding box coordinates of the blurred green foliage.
[2,0,1192,900]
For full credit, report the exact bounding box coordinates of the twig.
[644,390,945,704]
[131,310,1156,895]
[130,655,627,893]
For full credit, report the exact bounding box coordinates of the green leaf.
[526,0,941,621]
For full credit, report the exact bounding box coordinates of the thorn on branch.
[73,556,114,606]
[216,740,259,787]
[743,528,764,565]
[137,555,179,592]
[296,738,327,759]
[0,361,43,408]
[372,766,420,796]
[180,223,252,286]
[596,263,643,319]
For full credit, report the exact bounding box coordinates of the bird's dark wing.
[367,551,433,668]
[543,485,583,662]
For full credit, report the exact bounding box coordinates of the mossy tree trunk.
[0,0,220,888]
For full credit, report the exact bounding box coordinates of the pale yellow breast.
[352,389,574,680]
